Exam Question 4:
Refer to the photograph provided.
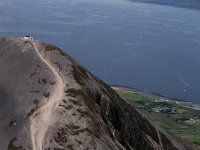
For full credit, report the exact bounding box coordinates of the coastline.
[111,85,200,110]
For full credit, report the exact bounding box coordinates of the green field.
[114,87,200,149]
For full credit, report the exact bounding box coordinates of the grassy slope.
[114,87,200,148]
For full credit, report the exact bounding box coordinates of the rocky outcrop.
[0,37,192,150]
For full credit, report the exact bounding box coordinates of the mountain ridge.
[0,37,193,150]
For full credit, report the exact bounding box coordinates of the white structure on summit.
[24,35,33,40]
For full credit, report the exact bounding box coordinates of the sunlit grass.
[114,87,200,148]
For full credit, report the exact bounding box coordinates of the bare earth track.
[30,40,65,150]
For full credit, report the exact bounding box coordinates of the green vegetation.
[44,43,66,56]
[43,92,50,98]
[71,64,89,86]
[7,137,25,150]
[114,87,200,148]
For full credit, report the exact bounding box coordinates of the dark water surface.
[0,0,200,103]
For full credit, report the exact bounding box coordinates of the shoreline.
[111,85,200,110]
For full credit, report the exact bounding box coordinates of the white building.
[24,35,33,40]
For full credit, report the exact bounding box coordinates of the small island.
[113,86,200,149]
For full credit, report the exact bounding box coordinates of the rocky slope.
[0,37,192,150]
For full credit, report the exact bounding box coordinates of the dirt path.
[30,40,65,150]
